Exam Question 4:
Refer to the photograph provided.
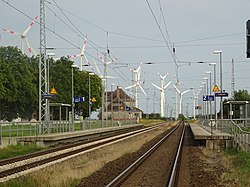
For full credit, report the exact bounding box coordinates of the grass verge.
[0,144,44,160]
[221,148,250,187]
[139,119,166,125]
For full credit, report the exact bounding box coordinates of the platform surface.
[190,123,231,140]
[18,124,142,142]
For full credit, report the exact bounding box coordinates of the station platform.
[17,124,142,147]
[190,123,232,149]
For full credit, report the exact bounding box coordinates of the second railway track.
[0,123,167,183]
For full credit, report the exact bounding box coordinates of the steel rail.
[0,123,166,182]
[106,122,181,187]
[0,126,144,166]
[167,122,186,187]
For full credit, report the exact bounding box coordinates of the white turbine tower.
[125,64,146,108]
[3,16,38,56]
[68,34,91,71]
[174,85,189,115]
[152,73,172,117]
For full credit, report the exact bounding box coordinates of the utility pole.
[39,0,47,134]
[153,91,156,117]
[231,59,235,97]
[173,45,179,120]
[104,53,108,127]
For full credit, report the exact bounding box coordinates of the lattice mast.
[39,0,48,133]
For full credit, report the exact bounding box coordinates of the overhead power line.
[175,32,244,44]
[145,0,176,65]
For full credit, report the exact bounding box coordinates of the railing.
[198,118,232,133]
[230,120,250,152]
[0,119,138,147]
[198,118,250,152]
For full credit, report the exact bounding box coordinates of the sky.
[1,0,250,117]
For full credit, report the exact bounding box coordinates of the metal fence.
[230,120,250,152]
[0,119,138,148]
[198,118,250,152]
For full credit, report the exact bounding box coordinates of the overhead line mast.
[39,0,48,133]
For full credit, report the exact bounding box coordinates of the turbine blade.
[81,34,88,55]
[106,60,113,65]
[106,76,116,79]
[139,84,147,96]
[92,58,102,76]
[25,37,37,56]
[160,74,167,80]
[84,55,94,71]
[125,84,136,90]
[23,16,38,36]
[164,81,172,90]
[25,37,32,56]
[152,83,161,90]
[97,53,104,63]
[3,29,22,36]
[182,90,190,95]
[174,84,181,95]
[135,65,141,73]
[67,54,81,58]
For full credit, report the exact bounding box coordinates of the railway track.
[0,125,143,167]
[106,121,186,187]
[0,123,167,183]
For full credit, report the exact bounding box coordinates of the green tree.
[232,89,250,101]
[0,46,102,121]
[225,89,250,118]
[49,57,102,118]
[0,46,38,121]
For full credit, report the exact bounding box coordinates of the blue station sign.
[74,96,85,103]
[203,95,215,101]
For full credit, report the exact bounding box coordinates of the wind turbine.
[174,85,189,115]
[125,64,146,108]
[68,34,91,71]
[152,73,172,117]
[3,16,38,56]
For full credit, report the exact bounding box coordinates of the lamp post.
[71,64,78,131]
[209,63,217,121]
[45,52,55,131]
[197,89,202,118]
[206,71,213,136]
[190,87,196,120]
[206,71,212,120]
[111,83,116,126]
[214,50,223,119]
[196,92,200,118]
[203,77,209,121]
[88,72,95,125]
[201,82,206,120]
